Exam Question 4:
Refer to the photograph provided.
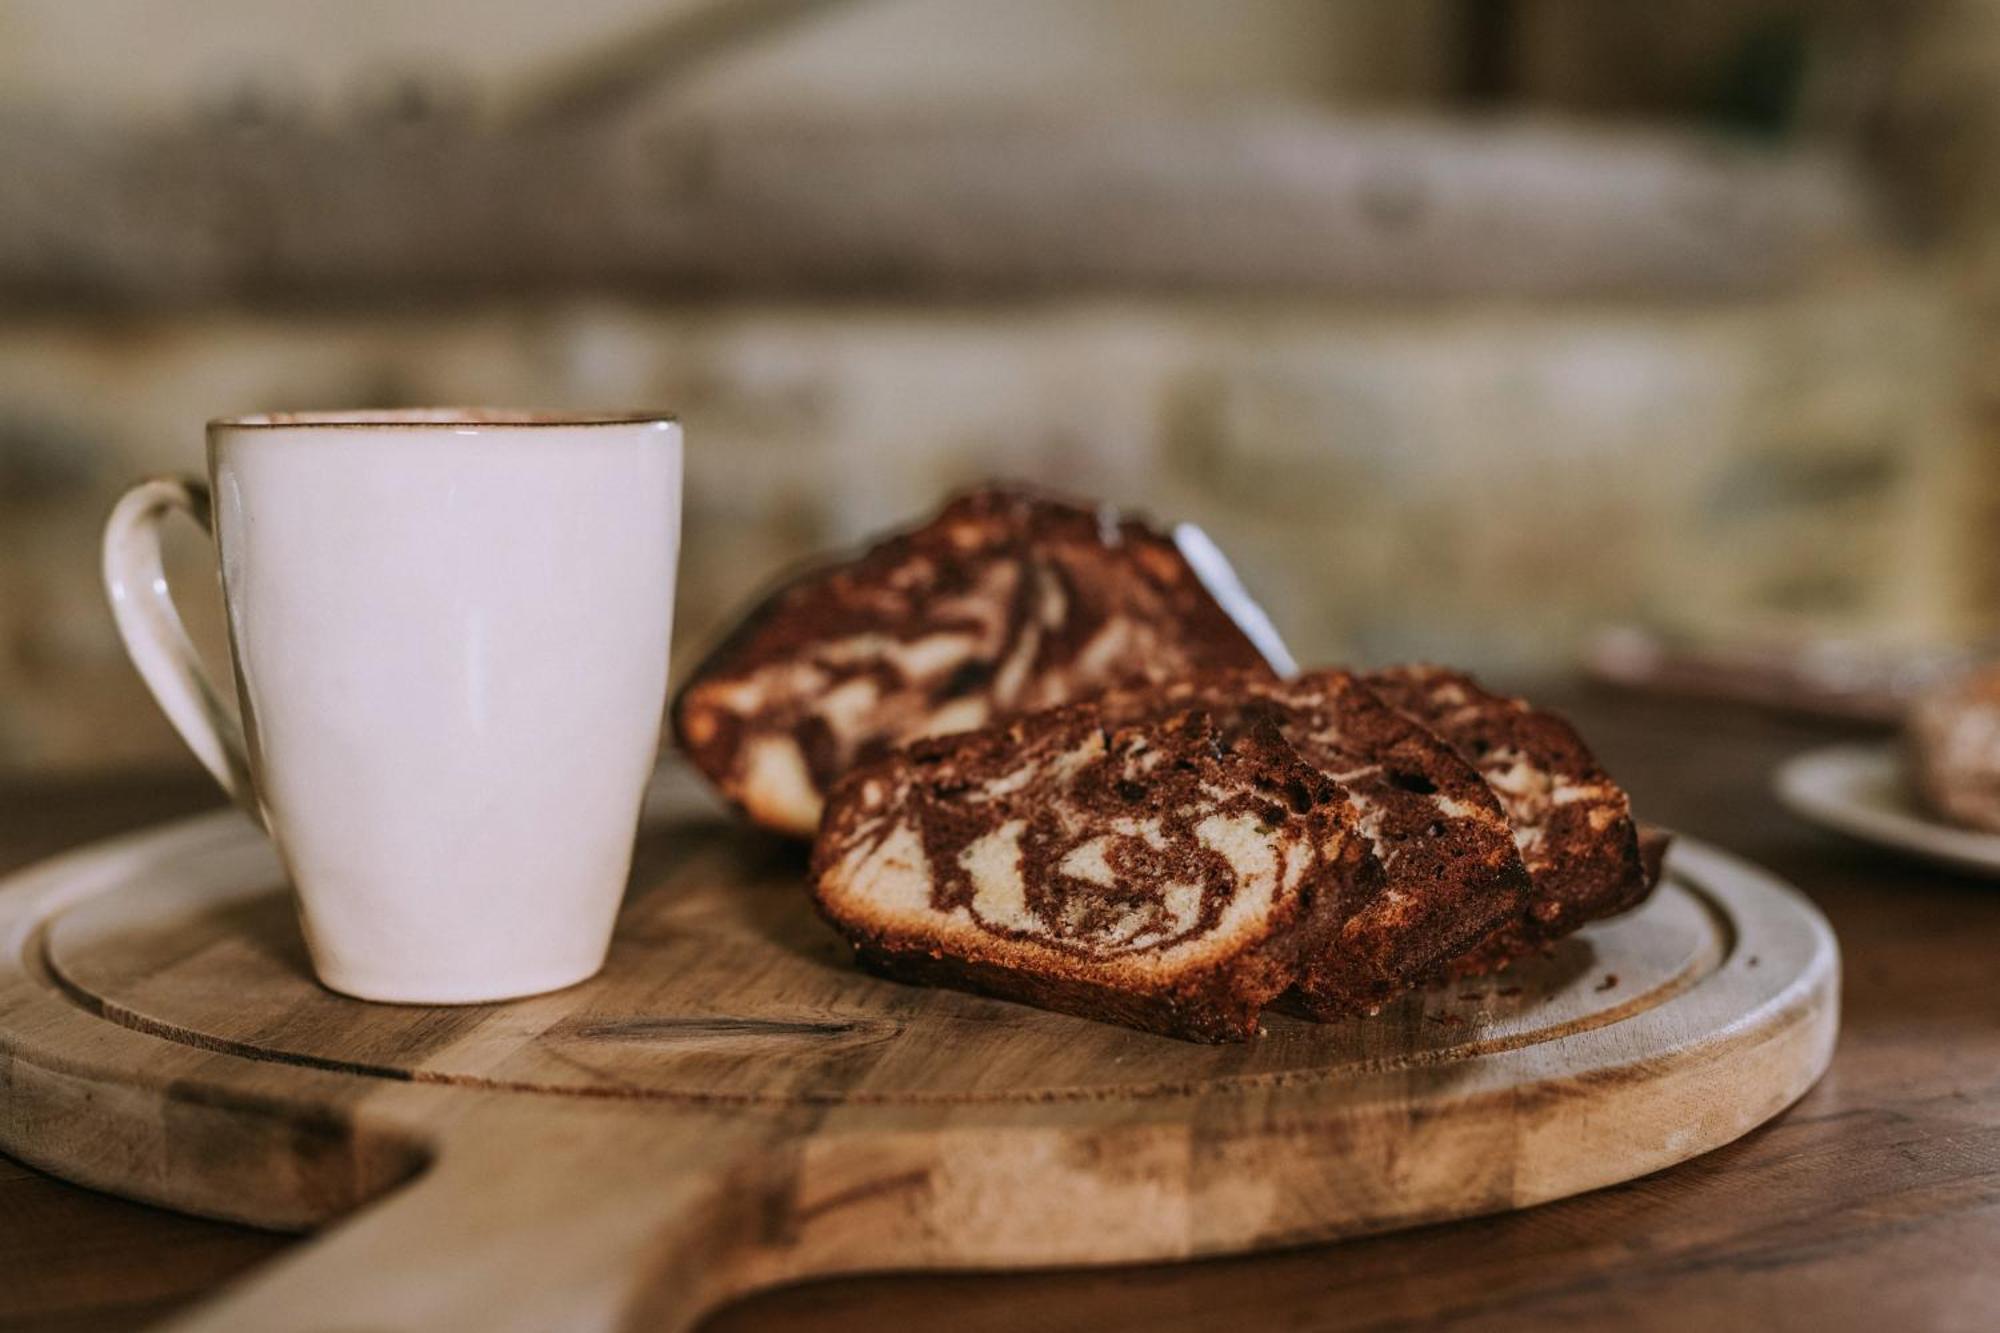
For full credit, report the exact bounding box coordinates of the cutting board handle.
[162,1109,792,1333]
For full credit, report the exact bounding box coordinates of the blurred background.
[0,0,1995,775]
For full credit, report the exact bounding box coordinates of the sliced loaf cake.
[1366,665,1651,967]
[1101,670,1532,1015]
[811,703,1380,1043]
[675,487,1280,838]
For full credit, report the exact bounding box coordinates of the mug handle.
[102,476,263,826]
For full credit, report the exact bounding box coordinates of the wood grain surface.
[0,115,1871,309]
[36,812,1797,1107]
[0,751,1831,1331]
[0,691,1992,1332]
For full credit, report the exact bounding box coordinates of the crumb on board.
[1594,973,1619,992]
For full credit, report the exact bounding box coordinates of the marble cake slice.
[673,487,1280,838]
[1100,670,1533,1016]
[810,703,1380,1043]
[1906,666,2000,832]
[1365,664,1650,968]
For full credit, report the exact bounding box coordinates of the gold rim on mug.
[208,409,679,430]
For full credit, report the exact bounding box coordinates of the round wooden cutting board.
[0,768,1837,1333]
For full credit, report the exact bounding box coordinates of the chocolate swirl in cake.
[674,487,1280,837]
[1099,670,1533,1015]
[1366,664,1651,970]
[812,704,1380,1043]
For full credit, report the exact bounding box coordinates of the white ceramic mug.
[102,410,683,1004]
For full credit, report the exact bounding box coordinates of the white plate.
[1775,742,2000,876]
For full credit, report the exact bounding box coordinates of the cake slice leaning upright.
[674,487,1283,838]
[810,702,1382,1043]
[1365,665,1654,971]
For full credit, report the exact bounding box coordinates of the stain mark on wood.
[791,1168,934,1226]
[571,1016,895,1044]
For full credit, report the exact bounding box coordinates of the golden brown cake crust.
[674,487,1278,837]
[811,703,1378,1043]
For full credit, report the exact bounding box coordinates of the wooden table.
[3,690,1996,1332]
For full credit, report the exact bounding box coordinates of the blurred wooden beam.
[0,112,1880,309]
[507,0,863,128]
